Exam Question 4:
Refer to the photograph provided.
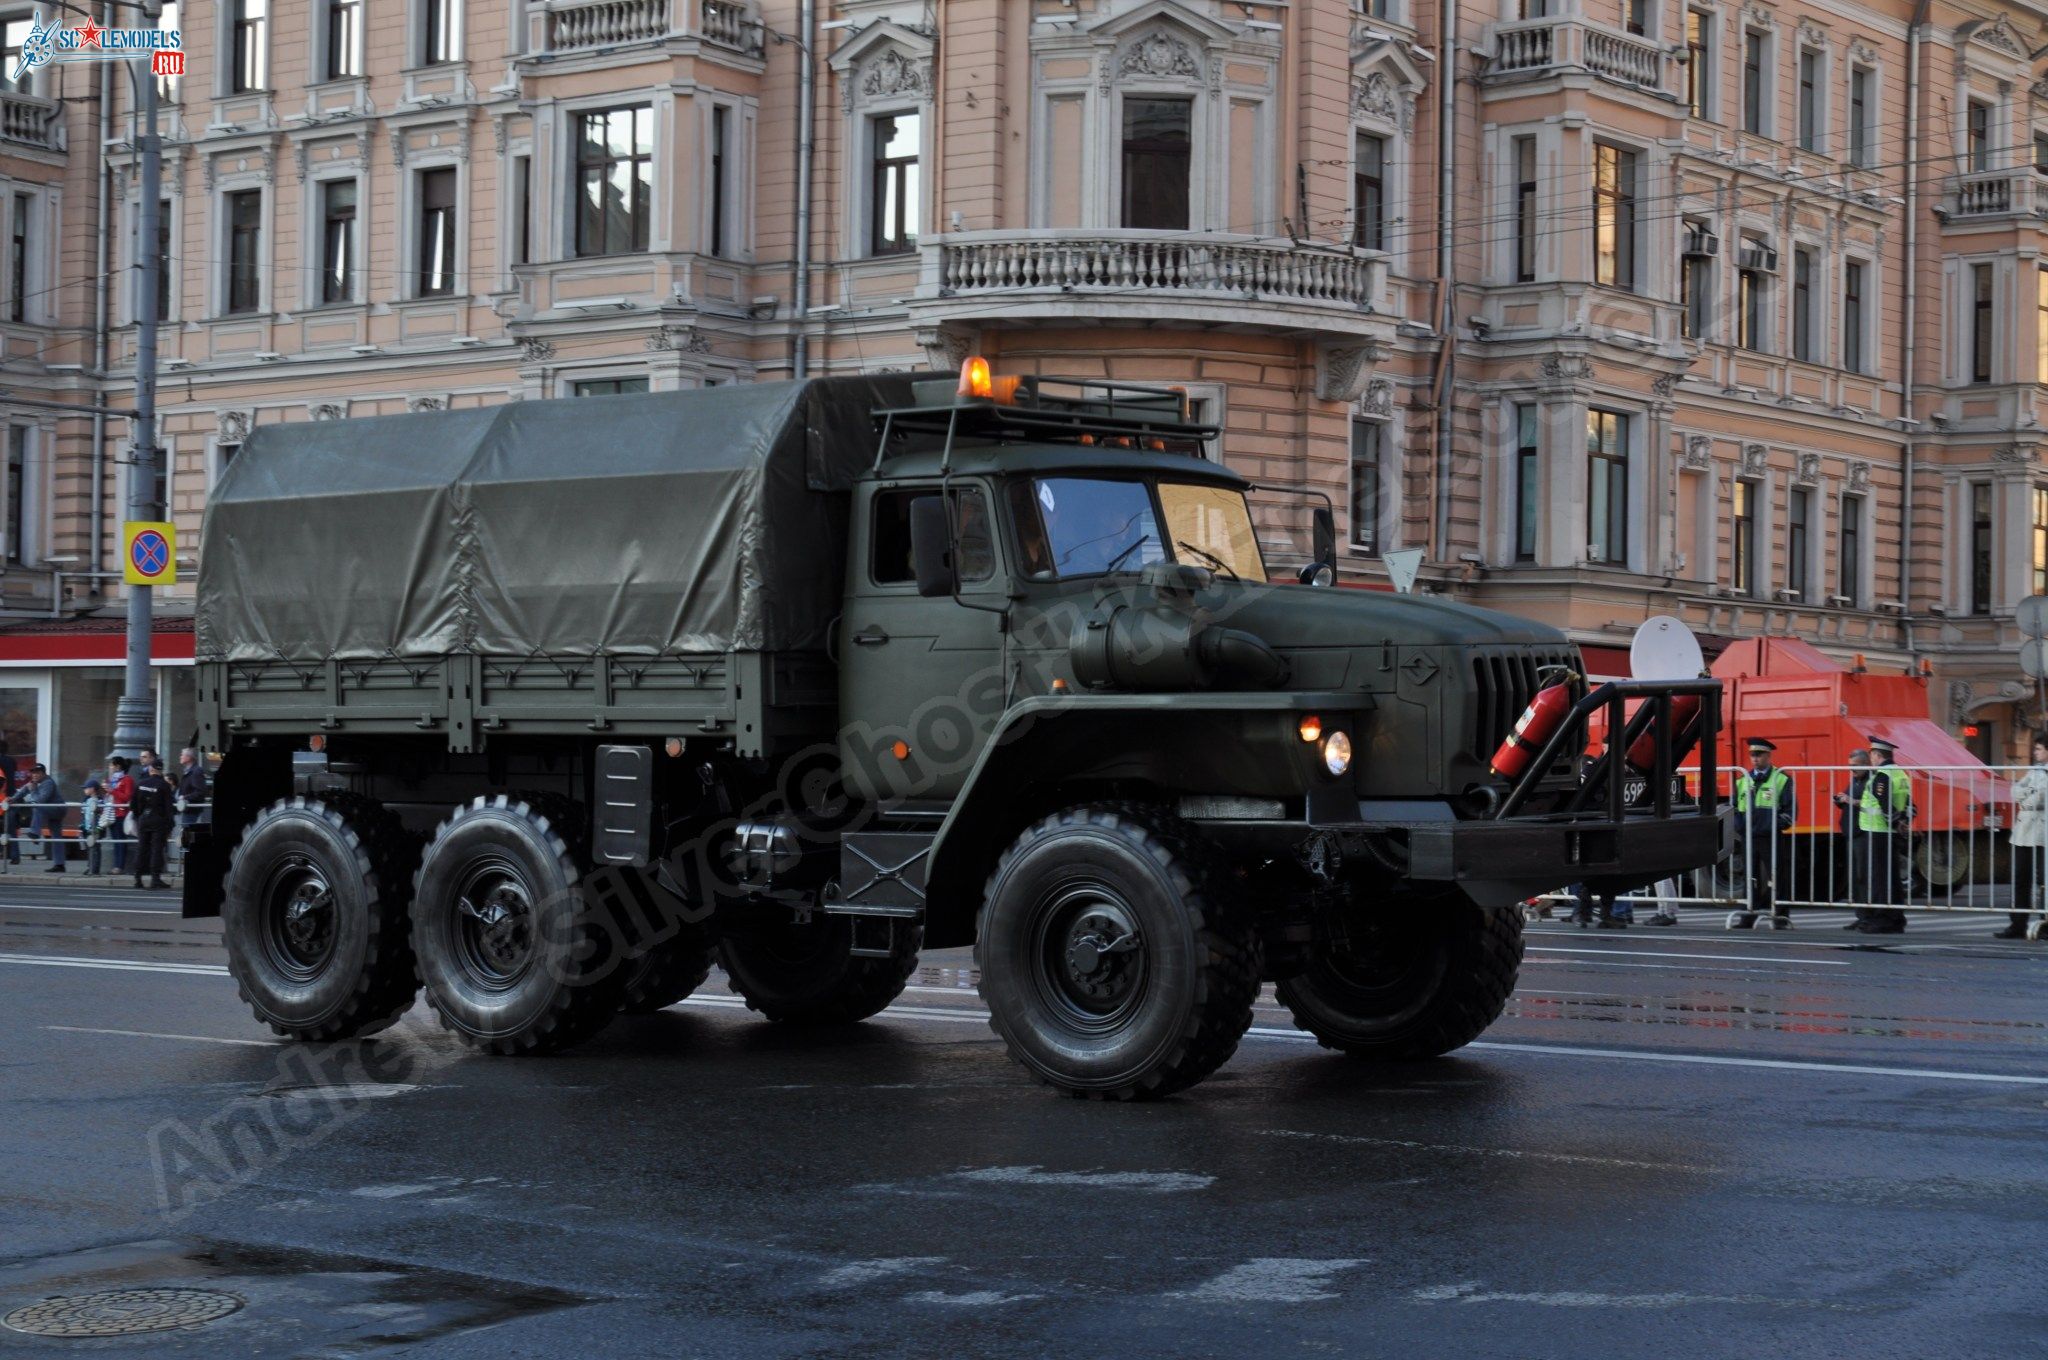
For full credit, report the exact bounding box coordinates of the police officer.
[1730,738,1796,930]
[1853,736,1912,934]
[129,758,175,890]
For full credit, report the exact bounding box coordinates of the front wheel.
[976,806,1259,1101]
[1277,898,1523,1060]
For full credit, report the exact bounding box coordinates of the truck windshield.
[1009,476,1266,581]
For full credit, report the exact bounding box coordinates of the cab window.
[1008,476,1164,579]
[871,487,994,585]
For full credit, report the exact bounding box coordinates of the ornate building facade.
[0,0,2043,775]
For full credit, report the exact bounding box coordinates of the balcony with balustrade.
[908,230,1394,343]
[526,0,764,61]
[1939,164,2048,226]
[0,91,64,156]
[1479,15,1671,99]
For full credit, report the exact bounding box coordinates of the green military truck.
[184,367,1727,1099]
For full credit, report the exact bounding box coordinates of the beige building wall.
[1,0,2045,755]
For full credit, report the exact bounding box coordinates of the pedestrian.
[1,750,29,866]
[22,763,67,873]
[175,747,209,828]
[1852,736,1912,934]
[78,778,108,876]
[1833,749,1869,916]
[104,756,134,875]
[1730,738,1796,930]
[129,757,174,890]
[1998,736,2048,940]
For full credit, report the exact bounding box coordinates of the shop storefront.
[0,619,196,793]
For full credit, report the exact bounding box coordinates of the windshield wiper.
[1176,540,1239,582]
[1102,534,1153,573]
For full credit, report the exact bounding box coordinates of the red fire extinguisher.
[1491,668,1580,780]
[1625,693,1702,771]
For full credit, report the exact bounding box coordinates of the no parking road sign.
[123,521,176,587]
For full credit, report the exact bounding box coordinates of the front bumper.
[1401,807,1733,906]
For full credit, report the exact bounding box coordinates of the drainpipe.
[89,1,114,596]
[1432,0,1458,562]
[1899,0,1931,659]
[791,0,815,379]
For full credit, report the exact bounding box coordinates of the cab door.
[839,481,1009,804]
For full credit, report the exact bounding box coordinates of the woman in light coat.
[2001,737,2048,939]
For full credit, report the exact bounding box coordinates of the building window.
[1843,260,1866,373]
[1593,143,1636,291]
[1686,9,1713,119]
[1518,0,1547,16]
[1971,261,1995,385]
[1787,485,1810,600]
[709,106,730,259]
[869,111,921,255]
[1732,478,1757,594]
[512,155,531,266]
[1350,419,1383,553]
[573,377,650,396]
[1797,49,1820,151]
[1742,30,1767,135]
[576,106,653,258]
[2035,133,2048,174]
[6,193,26,324]
[154,199,172,321]
[1840,493,1864,607]
[2033,487,2048,598]
[1514,403,1539,561]
[2039,265,2048,383]
[1354,134,1386,252]
[225,189,261,314]
[1737,241,1771,351]
[231,0,267,93]
[325,0,360,79]
[154,1,180,101]
[1967,100,1992,173]
[1848,66,1872,167]
[1513,135,1536,281]
[1121,98,1191,232]
[1970,481,1993,614]
[5,426,25,565]
[1,16,39,95]
[422,0,458,66]
[416,168,457,296]
[319,180,356,305]
[1586,409,1629,565]
[1682,251,1711,340]
[1791,247,1815,362]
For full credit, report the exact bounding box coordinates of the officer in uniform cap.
[1853,736,1911,933]
[1730,738,1796,929]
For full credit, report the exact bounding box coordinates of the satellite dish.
[1630,615,1706,681]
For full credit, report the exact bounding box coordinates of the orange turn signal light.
[308,734,326,753]
[1298,715,1323,743]
[891,739,911,761]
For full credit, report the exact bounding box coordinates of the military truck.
[184,366,1727,1099]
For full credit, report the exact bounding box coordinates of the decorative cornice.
[646,324,711,354]
[519,337,556,363]
[1741,442,1768,476]
[1682,434,1712,471]
[1118,30,1201,82]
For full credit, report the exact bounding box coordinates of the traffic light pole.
[110,34,161,762]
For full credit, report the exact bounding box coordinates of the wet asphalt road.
[0,880,2043,1359]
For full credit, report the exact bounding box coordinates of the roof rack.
[872,372,1220,472]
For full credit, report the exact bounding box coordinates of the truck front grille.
[1471,649,1581,771]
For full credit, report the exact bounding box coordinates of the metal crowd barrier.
[1533,764,2047,940]
[0,797,210,878]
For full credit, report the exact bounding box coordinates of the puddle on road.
[0,1238,583,1352]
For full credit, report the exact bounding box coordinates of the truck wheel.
[619,931,717,1014]
[412,796,625,1055]
[976,806,1260,1101]
[718,913,921,1024]
[221,795,421,1041]
[1277,901,1523,1060]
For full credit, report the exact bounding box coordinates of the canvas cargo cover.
[196,375,920,663]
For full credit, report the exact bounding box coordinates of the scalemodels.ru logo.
[8,11,184,82]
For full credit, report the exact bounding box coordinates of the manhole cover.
[2,1287,244,1337]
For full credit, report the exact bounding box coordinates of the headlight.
[1321,730,1353,777]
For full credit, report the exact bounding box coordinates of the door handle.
[852,627,890,646]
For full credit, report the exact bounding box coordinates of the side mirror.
[1300,504,1337,586]
[909,495,957,599]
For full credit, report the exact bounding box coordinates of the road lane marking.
[0,902,187,916]
[1524,956,1845,976]
[1260,1129,1718,1174]
[1522,946,1847,966]
[45,1024,277,1047]
[0,952,226,976]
